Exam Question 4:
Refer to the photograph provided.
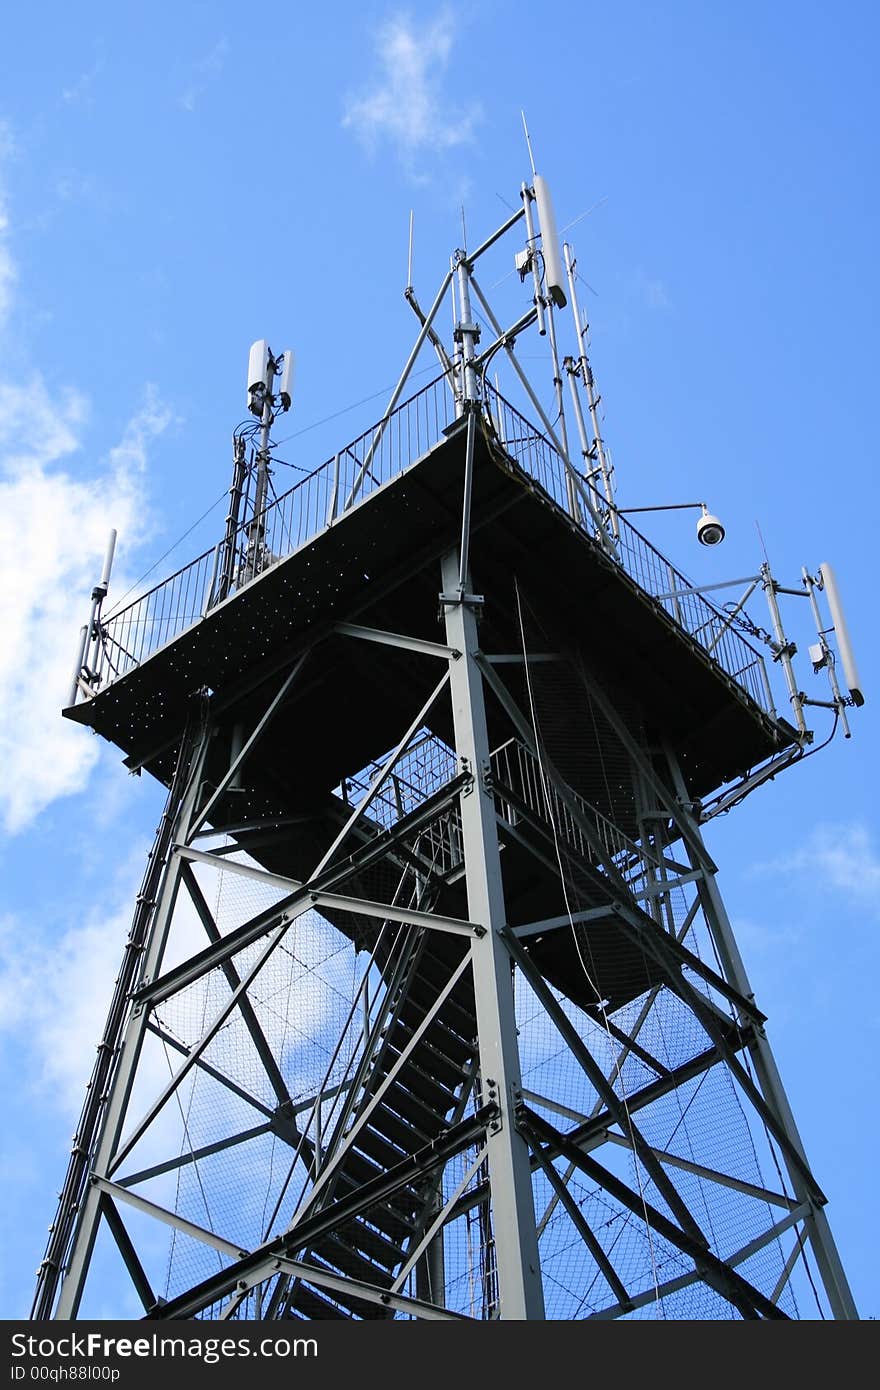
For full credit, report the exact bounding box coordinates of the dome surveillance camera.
[696,510,725,546]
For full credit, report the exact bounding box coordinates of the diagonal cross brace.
[517,1106,789,1320]
[147,1105,497,1320]
[501,925,709,1248]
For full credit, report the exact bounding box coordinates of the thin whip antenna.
[521,110,537,177]
[560,195,609,236]
[460,203,468,254]
[755,519,770,566]
[407,210,414,290]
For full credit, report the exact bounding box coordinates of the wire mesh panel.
[46,454,843,1321]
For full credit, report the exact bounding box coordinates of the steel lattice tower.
[33,173,861,1321]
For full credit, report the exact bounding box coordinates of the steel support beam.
[53,706,211,1320]
[139,774,469,1006]
[147,1106,495,1320]
[663,745,859,1320]
[588,1207,808,1320]
[440,549,545,1319]
[518,1106,788,1320]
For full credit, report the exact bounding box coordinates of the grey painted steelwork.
[440,550,545,1319]
[38,175,862,1322]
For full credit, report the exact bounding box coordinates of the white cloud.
[0,894,130,1109]
[342,10,480,163]
[0,127,171,832]
[0,843,204,1117]
[755,821,880,913]
[0,378,171,833]
[179,39,229,112]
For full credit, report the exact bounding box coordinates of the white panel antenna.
[279,349,295,412]
[533,175,567,309]
[247,339,270,414]
[819,562,865,706]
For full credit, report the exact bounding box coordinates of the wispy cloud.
[0,130,172,833]
[342,10,480,167]
[61,55,104,107]
[0,839,192,1121]
[179,39,229,112]
[0,898,129,1107]
[754,821,880,914]
[0,381,171,833]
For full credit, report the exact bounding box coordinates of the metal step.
[393,1010,474,1066]
[362,1103,430,1155]
[331,1173,416,1245]
[384,1079,451,1136]
[337,1215,406,1271]
[339,1146,421,1213]
[382,1047,459,1116]
[289,1257,392,1320]
[354,1123,411,1174]
[385,1022,469,1094]
[398,985,475,1045]
[321,1232,400,1290]
[285,1284,352,1320]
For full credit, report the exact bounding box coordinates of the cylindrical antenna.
[803,568,852,737]
[247,339,270,415]
[407,210,414,291]
[455,254,479,407]
[279,349,295,411]
[99,529,117,592]
[229,721,246,791]
[819,562,865,706]
[533,175,567,308]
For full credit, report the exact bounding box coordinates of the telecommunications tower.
[34,155,864,1321]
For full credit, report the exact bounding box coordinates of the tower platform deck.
[66,391,797,810]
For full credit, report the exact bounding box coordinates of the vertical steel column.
[53,708,212,1319]
[440,550,545,1319]
[664,746,859,1320]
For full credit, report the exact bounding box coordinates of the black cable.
[107,489,231,613]
[702,711,839,821]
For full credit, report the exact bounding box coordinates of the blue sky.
[0,1,877,1319]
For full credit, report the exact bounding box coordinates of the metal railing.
[334,731,638,888]
[89,376,456,685]
[489,737,636,870]
[339,731,459,833]
[83,375,772,719]
[483,384,773,715]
